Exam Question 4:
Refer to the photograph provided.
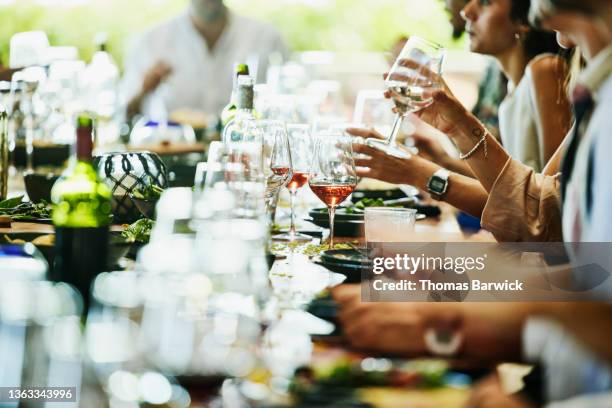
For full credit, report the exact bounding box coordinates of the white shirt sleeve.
[589,80,612,242]
[120,33,155,106]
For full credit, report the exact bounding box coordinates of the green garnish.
[270,241,354,257]
[0,196,52,220]
[131,185,164,201]
[121,218,155,244]
[344,198,402,214]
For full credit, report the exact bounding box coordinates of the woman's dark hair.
[510,0,564,61]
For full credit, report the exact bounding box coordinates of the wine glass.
[308,132,358,248]
[273,124,313,242]
[367,36,445,158]
[255,120,293,226]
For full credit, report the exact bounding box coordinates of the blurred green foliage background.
[0,0,463,68]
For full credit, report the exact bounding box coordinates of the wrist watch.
[427,169,450,200]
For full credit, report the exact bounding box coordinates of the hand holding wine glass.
[309,133,358,248]
[368,36,445,158]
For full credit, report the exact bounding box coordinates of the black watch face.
[430,178,446,192]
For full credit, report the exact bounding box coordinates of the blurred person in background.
[123,0,288,121]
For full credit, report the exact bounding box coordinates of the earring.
[514,32,521,41]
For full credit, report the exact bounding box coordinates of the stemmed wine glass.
[256,120,293,225]
[366,36,445,158]
[308,132,358,249]
[273,124,313,242]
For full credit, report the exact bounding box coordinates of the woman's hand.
[352,142,420,185]
[384,58,474,137]
[411,131,451,166]
[351,141,441,189]
[331,285,427,354]
[464,375,535,408]
[331,285,465,355]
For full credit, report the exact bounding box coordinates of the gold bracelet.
[459,127,488,160]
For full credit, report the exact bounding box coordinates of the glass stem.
[25,117,34,173]
[289,190,297,236]
[328,206,336,249]
[387,114,403,146]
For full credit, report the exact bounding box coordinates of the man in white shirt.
[123,0,288,120]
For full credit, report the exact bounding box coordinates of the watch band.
[427,168,450,200]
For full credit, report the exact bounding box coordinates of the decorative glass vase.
[94,151,168,223]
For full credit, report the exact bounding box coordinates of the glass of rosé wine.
[308,132,358,249]
[273,124,314,242]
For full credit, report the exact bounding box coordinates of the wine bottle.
[220,63,250,127]
[222,75,255,143]
[50,112,112,313]
[0,108,8,200]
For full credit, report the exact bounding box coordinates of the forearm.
[126,89,147,120]
[404,157,488,218]
[448,114,511,192]
[459,303,535,361]
[442,155,475,178]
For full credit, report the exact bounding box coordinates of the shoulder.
[527,54,568,86]
[138,13,187,43]
[231,13,283,40]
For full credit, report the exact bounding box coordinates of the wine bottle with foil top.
[222,75,255,143]
[50,112,112,313]
[220,63,250,127]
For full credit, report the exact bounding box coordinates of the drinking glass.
[273,124,313,242]
[364,207,417,243]
[367,36,445,158]
[352,89,396,136]
[308,133,358,248]
[255,120,293,225]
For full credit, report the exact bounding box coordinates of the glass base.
[366,138,414,159]
[272,231,313,242]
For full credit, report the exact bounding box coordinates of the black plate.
[308,207,364,222]
[315,260,363,284]
[24,173,60,203]
[320,249,369,266]
[308,217,364,237]
[351,188,407,202]
[307,296,339,324]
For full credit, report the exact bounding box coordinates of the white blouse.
[498,54,555,172]
[121,11,289,118]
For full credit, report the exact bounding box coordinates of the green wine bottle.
[222,75,256,143]
[50,112,112,313]
[220,63,250,127]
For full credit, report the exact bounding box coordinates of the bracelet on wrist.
[459,127,488,160]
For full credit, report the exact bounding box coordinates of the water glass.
[364,207,417,243]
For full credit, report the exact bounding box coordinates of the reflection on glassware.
[364,207,417,243]
[353,89,396,130]
[226,120,292,226]
[273,124,313,242]
[309,133,358,248]
[0,281,83,397]
[86,272,143,378]
[367,36,445,159]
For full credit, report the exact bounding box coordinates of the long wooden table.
[1,203,496,408]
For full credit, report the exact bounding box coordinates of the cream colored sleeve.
[481,157,563,242]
